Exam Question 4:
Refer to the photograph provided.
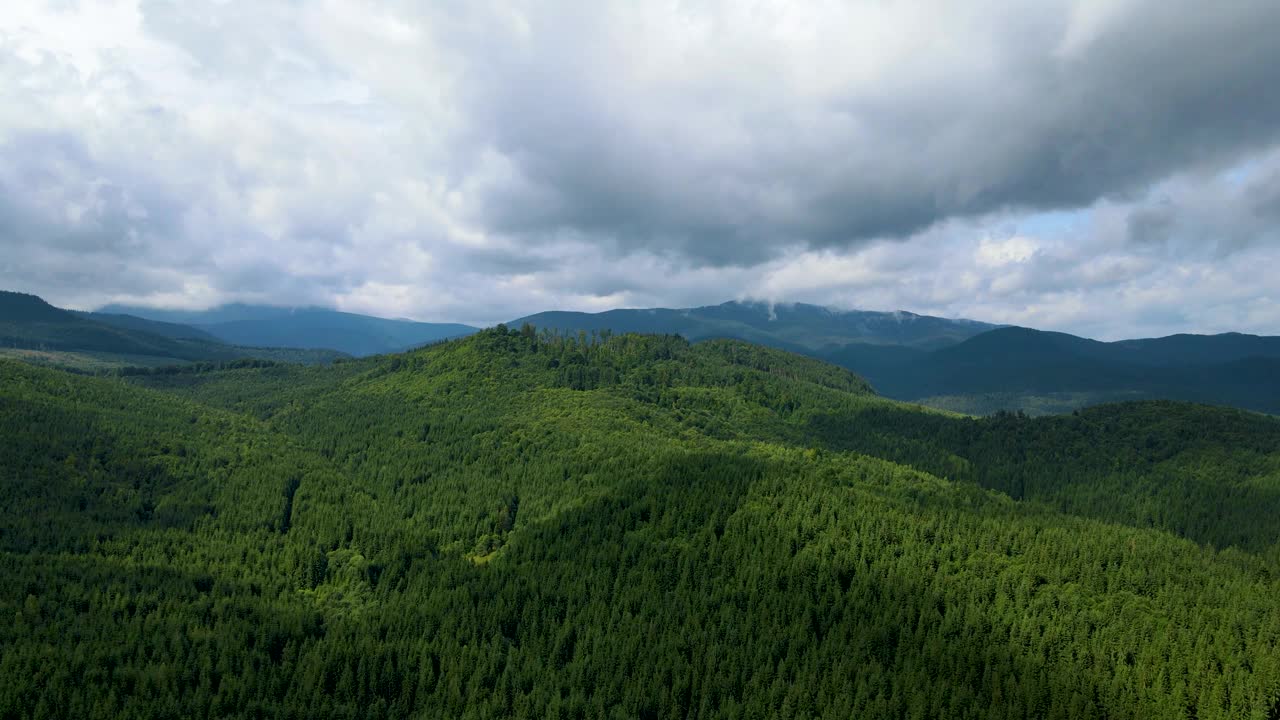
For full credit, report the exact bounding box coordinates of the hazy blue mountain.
[1,292,347,368]
[825,326,1280,415]
[95,303,300,325]
[2,291,216,361]
[513,300,997,351]
[921,326,1280,369]
[73,311,222,342]
[101,303,478,357]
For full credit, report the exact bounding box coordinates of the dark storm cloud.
[1123,149,1280,255]
[444,1,1280,265]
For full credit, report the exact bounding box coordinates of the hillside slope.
[4,329,1276,718]
[141,327,1280,554]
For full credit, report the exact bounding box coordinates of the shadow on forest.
[0,406,214,555]
[452,449,1122,719]
[806,403,1280,554]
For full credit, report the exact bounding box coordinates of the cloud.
[1124,148,1280,256]
[0,0,1277,338]
[431,0,1280,261]
[976,237,1039,269]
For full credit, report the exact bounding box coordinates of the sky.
[2,1,1278,340]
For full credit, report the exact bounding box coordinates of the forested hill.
[0,291,347,368]
[512,298,1280,415]
[3,326,1280,718]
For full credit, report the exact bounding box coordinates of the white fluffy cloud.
[1,0,1277,338]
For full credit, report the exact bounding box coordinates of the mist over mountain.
[513,300,998,351]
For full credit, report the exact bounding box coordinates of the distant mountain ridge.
[99,302,479,357]
[511,300,1280,415]
[72,311,224,343]
[512,300,999,351]
[827,325,1280,415]
[0,291,347,368]
[9,290,1278,414]
[1,291,222,361]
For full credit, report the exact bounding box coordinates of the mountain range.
[0,291,345,368]
[4,290,1277,415]
[99,302,478,357]
[513,301,1280,415]
[821,326,1280,415]
[513,300,999,351]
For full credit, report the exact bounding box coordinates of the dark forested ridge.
[3,325,1280,719]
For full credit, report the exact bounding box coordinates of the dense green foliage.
[808,402,1280,557]
[3,326,1280,718]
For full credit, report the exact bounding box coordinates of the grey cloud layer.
[1126,151,1280,256]
[439,1,1280,262]
[0,0,1276,337]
